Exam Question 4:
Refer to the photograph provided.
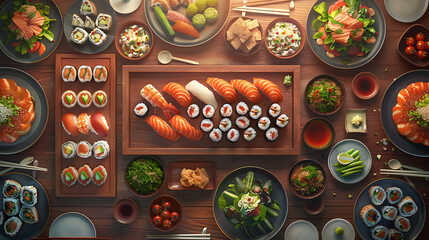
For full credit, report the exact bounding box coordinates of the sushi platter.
[54,54,116,197]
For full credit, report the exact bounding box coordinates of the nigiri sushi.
[166,10,191,24]
[206,77,238,103]
[253,78,283,103]
[185,80,218,109]
[173,20,199,38]
[231,79,262,104]
[163,82,193,107]
[141,84,179,120]
[76,113,91,134]
[146,115,180,142]
[169,115,203,141]
[90,111,109,137]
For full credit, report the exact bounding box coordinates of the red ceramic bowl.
[397,24,429,68]
[115,20,154,60]
[352,72,379,100]
[302,117,335,150]
[288,159,327,200]
[224,16,263,56]
[149,195,182,232]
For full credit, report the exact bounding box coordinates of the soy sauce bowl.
[113,198,139,224]
[302,118,335,150]
[352,72,379,100]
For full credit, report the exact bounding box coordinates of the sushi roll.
[62,113,79,136]
[72,14,84,27]
[76,113,91,134]
[227,128,239,143]
[258,117,271,130]
[93,90,108,108]
[20,186,37,206]
[62,65,77,82]
[265,127,279,141]
[80,0,97,15]
[219,118,232,132]
[78,165,93,185]
[4,217,22,237]
[382,206,398,220]
[61,167,78,187]
[202,104,215,118]
[243,127,257,141]
[209,128,222,142]
[388,228,404,240]
[90,111,109,137]
[276,114,289,128]
[134,103,148,117]
[84,16,95,29]
[92,140,110,159]
[19,206,39,224]
[187,104,200,118]
[61,141,77,159]
[360,204,381,227]
[89,28,107,46]
[369,186,386,206]
[71,27,88,45]
[371,225,388,240]
[77,141,92,158]
[92,165,108,186]
[3,180,21,198]
[78,65,92,82]
[394,216,411,232]
[386,187,403,204]
[61,90,77,108]
[3,198,20,216]
[200,119,214,132]
[249,105,262,120]
[77,90,92,108]
[235,116,250,129]
[236,101,249,115]
[268,103,281,118]
[397,196,418,217]
[220,104,233,118]
[93,65,108,82]
[95,13,112,31]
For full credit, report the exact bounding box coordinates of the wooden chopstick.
[232,0,290,7]
[147,234,210,239]
[0,160,47,172]
[380,170,429,178]
[380,169,429,175]
[233,7,290,16]
[235,6,290,13]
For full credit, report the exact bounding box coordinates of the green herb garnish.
[0,96,20,127]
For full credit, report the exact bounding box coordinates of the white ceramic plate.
[322,218,355,240]
[109,0,141,14]
[384,0,428,23]
[284,220,319,240]
[49,212,96,238]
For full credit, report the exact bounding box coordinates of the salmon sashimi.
[141,84,180,120]
[206,77,238,103]
[28,24,42,36]
[169,115,203,141]
[351,28,364,42]
[146,115,180,142]
[253,78,283,103]
[10,5,46,40]
[327,22,342,32]
[166,10,191,24]
[172,20,199,38]
[334,13,363,30]
[332,28,351,45]
[230,79,262,104]
[162,82,193,108]
[28,15,45,26]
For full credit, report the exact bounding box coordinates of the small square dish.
[168,161,216,190]
[345,109,367,133]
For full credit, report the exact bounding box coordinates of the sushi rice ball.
[92,140,110,159]
[276,114,289,128]
[266,127,279,141]
[78,165,93,185]
[187,104,200,118]
[219,118,232,132]
[200,119,214,132]
[202,104,215,118]
[77,141,92,158]
[93,90,108,108]
[258,117,271,130]
[227,128,240,143]
[220,103,233,118]
[61,141,77,159]
[134,103,148,118]
[243,127,257,141]
[4,217,22,237]
[209,128,222,142]
[268,103,281,118]
[62,65,77,82]
[61,90,77,108]
[236,101,249,115]
[61,167,78,187]
[235,116,250,129]
[77,90,92,108]
[20,186,37,207]
[92,165,108,186]
[249,105,262,120]
[78,65,92,82]
[93,65,108,82]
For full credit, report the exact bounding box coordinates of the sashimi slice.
[172,20,199,38]
[332,28,350,44]
[163,82,193,107]
[146,115,180,142]
[29,15,46,26]
[28,24,42,36]
[169,115,203,141]
[12,13,28,30]
[327,22,342,32]
[8,22,19,31]
[166,10,191,24]
[230,79,262,104]
[351,28,364,41]
[206,77,238,103]
[253,78,283,103]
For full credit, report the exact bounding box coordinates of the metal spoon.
[157,50,199,65]
[0,157,34,175]
[388,159,421,187]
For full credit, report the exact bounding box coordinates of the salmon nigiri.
[146,115,180,142]
[172,20,199,38]
[206,77,238,103]
[169,115,203,141]
[230,79,262,104]
[163,82,193,108]
[253,78,283,103]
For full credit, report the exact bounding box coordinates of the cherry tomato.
[170,212,179,222]
[11,42,20,47]
[162,201,171,211]
[405,37,415,46]
[425,41,429,50]
[162,219,172,229]
[27,41,40,53]
[152,204,161,214]
[416,32,425,41]
[417,50,428,59]
[405,46,416,55]
[161,210,170,220]
[416,40,426,50]
[152,215,162,226]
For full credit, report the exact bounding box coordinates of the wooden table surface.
[0,0,428,239]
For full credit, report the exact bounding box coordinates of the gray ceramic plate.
[384,0,428,23]
[64,0,117,54]
[306,0,386,69]
[284,220,318,240]
[0,0,63,63]
[49,212,96,238]
[0,67,49,155]
[322,218,355,240]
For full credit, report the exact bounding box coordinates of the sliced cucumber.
[154,6,175,38]
[234,177,245,193]
[223,190,238,204]
[244,171,254,193]
[262,217,274,232]
[266,206,279,218]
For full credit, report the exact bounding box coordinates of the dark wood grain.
[0,0,428,239]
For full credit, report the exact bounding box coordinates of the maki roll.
[62,65,77,82]
[371,225,388,240]
[202,104,215,118]
[382,206,398,220]
[397,196,418,217]
[3,180,21,198]
[78,165,93,185]
[61,141,77,159]
[369,186,386,206]
[72,14,84,27]
[78,65,92,82]
[386,187,403,204]
[92,140,110,159]
[258,117,271,130]
[77,90,92,108]
[96,13,112,31]
[360,204,381,227]
[84,16,95,29]
[243,127,257,141]
[3,198,20,216]
[388,228,404,240]
[276,114,289,128]
[394,216,410,232]
[77,141,92,158]
[219,118,232,132]
[20,186,37,206]
[92,165,108,186]
[209,128,222,142]
[227,128,239,143]
[93,65,108,82]
[80,0,97,15]
[61,90,77,108]
[187,104,200,118]
[236,101,249,115]
[235,116,250,129]
[61,167,78,187]
[134,103,148,117]
[4,217,22,237]
[71,27,88,45]
[249,105,262,120]
[93,90,108,108]
[220,104,233,118]
[268,103,281,118]
[200,119,214,132]
[19,206,39,224]
[76,113,91,134]
[266,127,279,141]
[89,28,107,46]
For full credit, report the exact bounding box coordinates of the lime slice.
[335,226,344,236]
[337,153,354,165]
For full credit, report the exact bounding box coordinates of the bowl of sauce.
[302,118,335,150]
[114,198,139,224]
[352,72,379,100]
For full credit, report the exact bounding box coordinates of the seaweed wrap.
[394,216,410,232]
[3,198,20,216]
[20,185,37,206]
[369,186,386,205]
[386,187,403,204]
[397,196,418,217]
[4,217,22,237]
[388,228,404,240]
[19,206,39,224]
[371,225,388,240]
[381,206,397,221]
[360,204,381,227]
[3,179,21,198]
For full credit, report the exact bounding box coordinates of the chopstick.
[0,160,47,172]
[235,6,290,13]
[233,7,290,16]
[147,234,210,239]
[380,169,429,178]
[232,0,290,7]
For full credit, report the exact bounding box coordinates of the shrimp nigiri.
[141,84,179,120]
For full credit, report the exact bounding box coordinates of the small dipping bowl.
[302,118,335,150]
[113,198,139,224]
[303,197,325,215]
[352,72,379,100]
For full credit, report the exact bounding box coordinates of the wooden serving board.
[122,65,300,155]
[55,54,116,197]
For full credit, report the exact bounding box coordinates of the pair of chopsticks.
[233,6,290,16]
[380,169,429,178]
[146,234,210,240]
[232,0,291,7]
[0,160,47,172]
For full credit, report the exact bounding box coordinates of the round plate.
[380,69,429,157]
[322,218,355,240]
[353,178,426,240]
[384,0,428,23]
[306,0,386,69]
[328,139,372,184]
[109,0,141,14]
[0,172,50,240]
[0,0,63,63]
[284,220,318,240]
[0,67,49,155]
[64,0,118,54]
[145,1,230,47]
[213,166,288,240]
[49,212,96,238]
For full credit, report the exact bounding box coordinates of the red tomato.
[405,37,415,46]
[328,1,347,14]
[416,40,426,50]
[152,216,162,226]
[322,43,341,56]
[170,212,179,222]
[318,26,327,41]
[11,42,19,47]
[359,5,370,17]
[425,41,429,50]
[162,219,172,229]
[417,50,428,59]
[161,210,170,220]
[416,32,425,41]
[162,201,171,211]
[152,204,161,214]
[405,46,416,55]
[27,41,41,53]
[348,46,362,56]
